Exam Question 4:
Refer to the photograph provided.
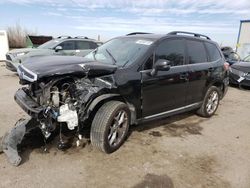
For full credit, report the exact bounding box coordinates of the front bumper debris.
[14,88,44,118]
[0,118,40,166]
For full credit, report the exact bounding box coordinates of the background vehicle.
[229,55,250,87]
[1,31,228,166]
[243,55,250,62]
[221,46,241,65]
[5,36,99,72]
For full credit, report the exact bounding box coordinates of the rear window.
[186,40,207,64]
[205,42,221,61]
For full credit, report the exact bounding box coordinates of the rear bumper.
[14,88,44,118]
[222,77,229,98]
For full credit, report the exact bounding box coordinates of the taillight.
[224,62,230,71]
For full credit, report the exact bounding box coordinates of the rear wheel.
[90,101,130,153]
[197,86,220,117]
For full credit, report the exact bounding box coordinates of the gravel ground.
[0,63,250,188]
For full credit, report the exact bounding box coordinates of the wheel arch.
[205,80,225,99]
[87,94,137,125]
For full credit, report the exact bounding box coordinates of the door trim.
[142,102,201,120]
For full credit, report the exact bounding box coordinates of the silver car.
[5,36,100,72]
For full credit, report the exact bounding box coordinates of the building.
[0,30,9,61]
[236,20,250,58]
[26,35,52,48]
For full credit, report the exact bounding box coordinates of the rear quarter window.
[205,42,221,61]
[186,40,207,64]
[90,42,98,49]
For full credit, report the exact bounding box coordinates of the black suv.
[1,31,229,166]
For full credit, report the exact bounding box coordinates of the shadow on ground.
[130,112,207,138]
[133,173,174,188]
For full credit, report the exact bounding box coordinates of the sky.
[0,0,249,47]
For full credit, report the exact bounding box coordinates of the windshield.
[37,39,60,49]
[244,55,250,62]
[84,38,153,67]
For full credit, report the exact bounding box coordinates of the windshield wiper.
[105,48,117,65]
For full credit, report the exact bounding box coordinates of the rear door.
[75,41,97,57]
[186,39,218,103]
[141,38,189,117]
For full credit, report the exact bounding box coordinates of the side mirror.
[150,59,171,76]
[55,46,63,52]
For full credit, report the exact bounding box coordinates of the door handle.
[180,72,189,80]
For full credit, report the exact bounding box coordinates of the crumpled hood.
[231,62,250,73]
[18,56,117,81]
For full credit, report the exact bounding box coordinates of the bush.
[7,23,29,48]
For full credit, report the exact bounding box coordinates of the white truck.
[0,30,9,61]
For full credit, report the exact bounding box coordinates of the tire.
[90,101,130,153]
[197,86,221,118]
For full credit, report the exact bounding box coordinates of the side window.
[155,39,185,66]
[204,42,221,61]
[90,42,98,49]
[186,40,207,64]
[143,55,154,70]
[59,41,75,50]
[76,41,91,50]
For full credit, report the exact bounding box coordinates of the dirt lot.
[0,63,250,188]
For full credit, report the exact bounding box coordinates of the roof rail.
[75,36,89,39]
[57,36,71,39]
[126,32,152,36]
[168,31,211,40]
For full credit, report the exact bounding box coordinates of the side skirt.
[138,102,202,123]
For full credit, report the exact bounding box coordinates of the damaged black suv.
[1,31,229,166]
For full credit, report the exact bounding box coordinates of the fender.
[87,94,137,124]
[204,79,226,99]
[88,94,120,111]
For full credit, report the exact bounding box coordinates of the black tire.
[197,86,221,118]
[90,101,130,153]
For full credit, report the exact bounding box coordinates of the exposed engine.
[1,75,115,166]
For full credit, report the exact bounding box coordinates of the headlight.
[16,52,27,57]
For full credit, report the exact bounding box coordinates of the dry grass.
[7,23,35,48]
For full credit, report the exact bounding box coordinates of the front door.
[55,40,76,56]
[141,39,189,118]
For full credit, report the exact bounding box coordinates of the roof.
[120,31,213,43]
[122,34,165,41]
[241,20,250,23]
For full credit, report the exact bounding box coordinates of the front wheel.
[197,86,221,117]
[90,101,130,153]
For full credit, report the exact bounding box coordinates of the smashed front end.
[1,61,116,166]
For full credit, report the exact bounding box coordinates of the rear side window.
[90,42,98,49]
[204,42,221,61]
[76,41,91,49]
[186,40,207,64]
[155,39,185,66]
